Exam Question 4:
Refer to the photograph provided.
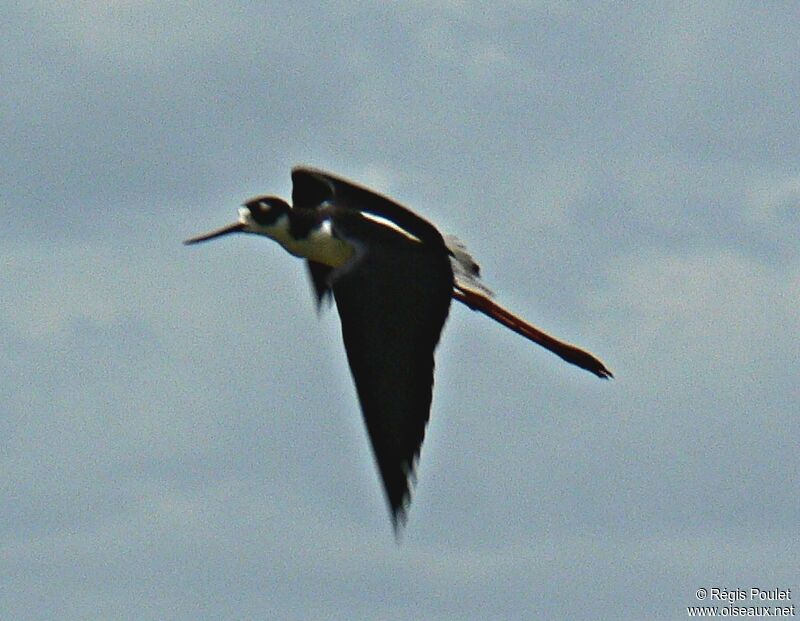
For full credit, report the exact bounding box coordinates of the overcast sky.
[2,3,798,620]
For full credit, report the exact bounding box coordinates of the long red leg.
[452,286,613,379]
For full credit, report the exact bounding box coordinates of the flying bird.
[185,166,612,531]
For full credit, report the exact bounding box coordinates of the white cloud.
[597,247,798,379]
[745,173,800,233]
[1,244,120,340]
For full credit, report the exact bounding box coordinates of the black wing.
[306,260,333,309]
[296,165,450,310]
[291,166,447,247]
[327,214,453,531]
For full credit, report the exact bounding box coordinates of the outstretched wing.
[290,166,454,528]
[327,214,453,531]
[291,166,447,247]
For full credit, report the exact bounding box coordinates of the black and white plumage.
[185,166,612,532]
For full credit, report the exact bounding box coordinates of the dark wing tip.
[379,457,416,537]
[391,507,409,542]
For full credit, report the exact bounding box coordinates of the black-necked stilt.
[185,166,612,532]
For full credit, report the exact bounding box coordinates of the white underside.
[238,209,482,295]
[239,210,355,268]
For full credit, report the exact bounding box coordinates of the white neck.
[239,209,354,268]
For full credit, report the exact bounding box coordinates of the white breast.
[254,215,355,268]
[291,220,355,267]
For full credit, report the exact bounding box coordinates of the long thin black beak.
[183,222,246,245]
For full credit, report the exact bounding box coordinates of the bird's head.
[241,196,291,227]
[184,196,291,245]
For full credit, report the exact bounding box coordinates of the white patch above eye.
[237,207,254,226]
[360,212,422,243]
